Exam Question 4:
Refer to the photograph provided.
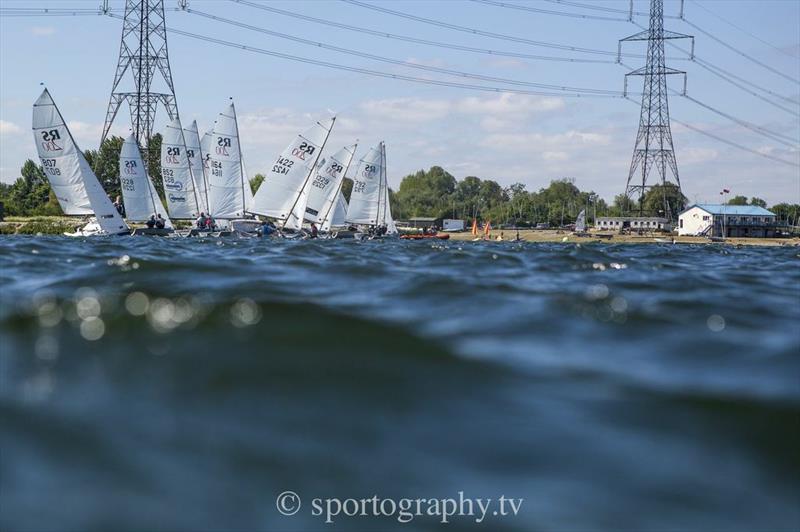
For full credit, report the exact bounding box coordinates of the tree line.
[1,137,798,227]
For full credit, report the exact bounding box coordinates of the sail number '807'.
[272,157,294,175]
[40,158,61,176]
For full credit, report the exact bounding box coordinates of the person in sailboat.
[259,219,276,238]
[309,222,319,239]
[113,195,125,217]
[154,213,166,229]
[146,215,156,229]
[196,212,208,229]
[205,215,217,231]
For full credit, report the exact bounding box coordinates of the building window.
[702,215,709,221]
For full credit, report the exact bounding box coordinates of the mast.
[281,117,336,229]
[196,123,211,213]
[318,142,357,229]
[376,141,386,227]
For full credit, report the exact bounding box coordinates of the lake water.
[1,236,798,531]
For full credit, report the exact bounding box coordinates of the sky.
[1,0,798,206]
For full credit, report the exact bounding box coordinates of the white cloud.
[0,120,22,135]
[359,97,451,124]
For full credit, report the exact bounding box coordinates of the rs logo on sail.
[124,160,138,175]
[292,142,316,161]
[165,146,181,164]
[40,129,63,152]
[216,137,231,156]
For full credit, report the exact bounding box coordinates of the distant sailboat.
[575,209,587,234]
[160,117,200,219]
[183,120,210,214]
[249,117,336,230]
[119,135,173,230]
[205,101,249,219]
[31,88,129,236]
[346,141,395,233]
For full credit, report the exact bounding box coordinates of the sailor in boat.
[196,212,208,230]
[309,223,319,239]
[259,220,277,238]
[146,215,156,229]
[113,196,125,217]
[155,214,166,229]
[204,215,217,231]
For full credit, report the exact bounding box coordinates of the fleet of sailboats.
[30,88,398,239]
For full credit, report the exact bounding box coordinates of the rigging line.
[687,0,798,59]
[678,93,799,147]
[229,0,617,64]
[630,21,800,116]
[682,18,800,85]
[187,8,622,95]
[468,0,630,22]
[104,14,619,98]
[693,56,798,106]
[624,97,799,168]
[340,0,649,58]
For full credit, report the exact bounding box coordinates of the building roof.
[682,204,775,216]
[408,217,439,221]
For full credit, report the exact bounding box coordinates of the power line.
[682,18,800,85]
[341,0,650,59]
[105,13,617,98]
[469,0,630,22]
[188,7,622,95]
[541,0,681,19]
[230,0,617,64]
[625,97,799,168]
[687,0,799,59]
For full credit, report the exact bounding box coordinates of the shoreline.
[1,217,798,247]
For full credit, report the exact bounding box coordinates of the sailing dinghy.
[205,101,252,223]
[249,117,336,233]
[161,117,201,220]
[183,120,211,215]
[345,141,397,239]
[119,135,173,235]
[32,88,129,236]
[306,143,357,230]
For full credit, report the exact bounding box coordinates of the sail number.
[353,180,366,194]
[312,175,331,189]
[121,177,135,192]
[211,160,223,178]
[272,156,294,175]
[41,158,61,176]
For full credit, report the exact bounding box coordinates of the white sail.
[250,117,335,225]
[205,102,248,219]
[379,143,397,234]
[345,142,384,226]
[184,120,210,214]
[575,209,587,232]
[119,135,173,228]
[31,89,128,234]
[161,117,200,219]
[306,144,357,225]
[321,191,348,232]
[284,180,311,231]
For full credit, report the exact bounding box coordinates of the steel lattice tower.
[101,0,179,148]
[619,0,693,220]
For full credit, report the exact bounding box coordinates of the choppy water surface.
[1,236,798,531]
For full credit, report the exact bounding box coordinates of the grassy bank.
[447,228,800,247]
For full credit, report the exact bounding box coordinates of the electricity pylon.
[100,0,179,151]
[619,0,693,221]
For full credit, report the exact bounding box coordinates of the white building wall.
[678,207,712,236]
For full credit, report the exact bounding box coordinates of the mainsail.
[321,191,348,232]
[31,89,128,234]
[575,209,587,232]
[119,135,173,229]
[377,142,396,233]
[184,121,210,213]
[161,117,200,219]
[306,143,357,225]
[205,102,248,219]
[249,117,336,226]
[345,142,384,226]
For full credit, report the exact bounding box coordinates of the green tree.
[84,135,124,198]
[727,195,749,206]
[749,197,767,208]
[249,173,265,194]
[641,181,687,219]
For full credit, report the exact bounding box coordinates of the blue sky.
[1,0,798,205]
